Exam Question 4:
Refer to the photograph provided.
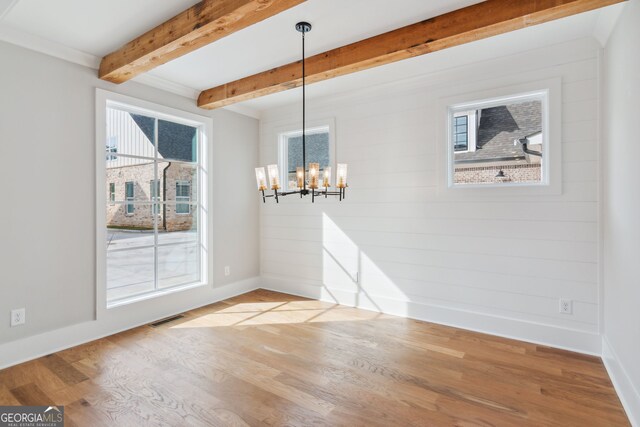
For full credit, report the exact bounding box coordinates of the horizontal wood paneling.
[259,37,602,342]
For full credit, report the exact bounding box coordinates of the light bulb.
[308,163,319,189]
[323,166,331,188]
[296,167,304,189]
[336,163,348,188]
[267,164,280,190]
[255,167,267,191]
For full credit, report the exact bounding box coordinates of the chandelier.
[255,22,348,203]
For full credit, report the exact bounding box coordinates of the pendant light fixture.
[255,22,348,203]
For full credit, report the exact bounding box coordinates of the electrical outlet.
[224,266,230,277]
[10,308,25,327]
[559,299,572,314]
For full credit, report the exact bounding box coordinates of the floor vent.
[150,314,184,327]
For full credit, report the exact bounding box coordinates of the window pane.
[150,180,161,215]
[105,102,203,306]
[158,204,198,246]
[106,225,155,250]
[106,155,154,203]
[160,162,197,204]
[158,119,198,162]
[106,108,156,159]
[107,170,156,235]
[107,247,155,302]
[158,244,200,289]
[287,132,330,172]
[452,98,543,185]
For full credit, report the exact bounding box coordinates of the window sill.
[107,281,208,309]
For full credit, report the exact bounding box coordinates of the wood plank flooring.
[0,290,629,426]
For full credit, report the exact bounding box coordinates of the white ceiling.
[0,0,625,115]
[1,0,200,56]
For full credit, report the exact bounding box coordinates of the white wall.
[259,37,602,354]
[602,0,640,423]
[0,41,260,364]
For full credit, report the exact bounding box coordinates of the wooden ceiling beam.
[197,0,624,109]
[99,0,306,84]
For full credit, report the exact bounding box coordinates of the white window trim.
[437,77,562,196]
[452,110,477,154]
[150,179,160,215]
[96,89,211,312]
[276,118,336,191]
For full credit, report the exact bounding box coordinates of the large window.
[100,92,209,307]
[278,125,333,189]
[448,91,547,187]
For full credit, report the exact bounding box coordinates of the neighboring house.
[106,109,196,231]
[453,100,543,184]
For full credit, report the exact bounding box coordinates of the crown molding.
[0,23,261,119]
[220,102,261,120]
[593,2,626,47]
[132,73,199,100]
[0,0,20,22]
[0,23,99,68]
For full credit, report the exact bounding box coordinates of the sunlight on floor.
[170,300,389,329]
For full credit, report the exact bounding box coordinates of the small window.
[109,183,115,204]
[453,116,468,152]
[278,126,332,190]
[448,91,546,187]
[175,181,190,214]
[150,179,160,215]
[106,136,118,161]
[125,181,135,214]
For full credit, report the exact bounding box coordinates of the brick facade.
[106,161,195,231]
[454,163,541,185]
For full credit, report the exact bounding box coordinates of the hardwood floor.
[0,290,629,426]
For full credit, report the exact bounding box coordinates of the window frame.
[453,115,468,152]
[150,179,161,215]
[109,183,115,204]
[437,78,561,197]
[276,119,336,191]
[96,89,211,311]
[175,180,191,215]
[448,91,547,188]
[452,110,478,154]
[125,181,135,215]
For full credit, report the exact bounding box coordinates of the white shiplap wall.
[258,37,602,354]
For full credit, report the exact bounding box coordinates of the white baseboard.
[0,277,260,370]
[261,274,602,356]
[602,337,640,427]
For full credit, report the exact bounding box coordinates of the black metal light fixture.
[255,22,348,203]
